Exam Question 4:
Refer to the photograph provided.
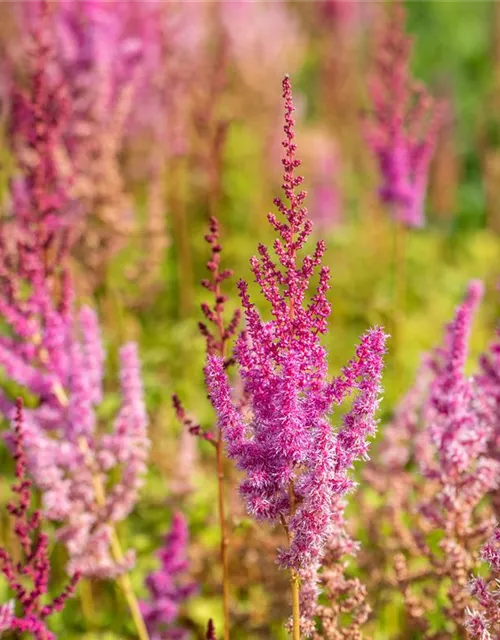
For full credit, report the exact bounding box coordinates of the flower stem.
[216,431,231,640]
[392,219,407,363]
[78,437,150,640]
[288,481,300,639]
[290,570,301,640]
[109,529,150,640]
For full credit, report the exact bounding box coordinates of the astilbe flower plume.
[0,399,79,640]
[205,76,387,576]
[366,1,441,227]
[10,321,150,578]
[367,282,500,635]
[140,513,197,640]
[8,0,73,253]
[420,280,499,527]
[0,17,149,573]
[478,303,500,518]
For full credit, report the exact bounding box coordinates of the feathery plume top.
[205,75,387,571]
[366,1,441,228]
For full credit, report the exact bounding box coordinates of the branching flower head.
[205,75,387,572]
[0,399,79,640]
[366,1,441,227]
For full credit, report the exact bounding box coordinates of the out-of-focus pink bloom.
[13,332,150,579]
[318,0,373,32]
[140,513,197,640]
[379,357,432,470]
[366,2,441,228]
[303,130,342,230]
[205,76,387,573]
[414,282,500,532]
[426,281,494,481]
[220,0,305,94]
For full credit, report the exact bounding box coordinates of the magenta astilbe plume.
[205,75,388,572]
[427,281,493,477]
[366,2,440,227]
[16,332,150,579]
[9,0,72,245]
[0,399,79,640]
[418,281,499,533]
[140,513,197,640]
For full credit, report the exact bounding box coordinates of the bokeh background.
[0,1,499,638]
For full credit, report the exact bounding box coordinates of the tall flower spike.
[426,280,494,481]
[206,619,217,639]
[366,1,441,227]
[0,399,80,640]
[205,75,387,578]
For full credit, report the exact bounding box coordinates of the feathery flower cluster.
[366,2,440,227]
[371,282,499,635]
[205,75,387,572]
[8,0,73,249]
[140,513,197,640]
[13,325,149,578]
[419,281,499,530]
[0,399,79,640]
[466,528,500,639]
[478,314,500,518]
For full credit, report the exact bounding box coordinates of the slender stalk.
[216,431,230,640]
[392,218,407,361]
[79,438,150,640]
[290,570,301,640]
[109,530,150,640]
[287,482,300,640]
[214,282,231,640]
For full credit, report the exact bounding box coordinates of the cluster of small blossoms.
[478,315,500,518]
[205,76,387,578]
[371,282,499,635]
[366,1,441,227]
[7,0,73,250]
[418,281,499,532]
[0,2,149,580]
[466,528,500,639]
[0,400,79,640]
[4,316,149,579]
[140,513,197,640]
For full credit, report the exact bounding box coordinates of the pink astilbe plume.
[0,399,79,640]
[420,280,499,527]
[366,2,441,227]
[15,332,150,578]
[8,0,73,251]
[205,75,388,573]
[140,513,197,640]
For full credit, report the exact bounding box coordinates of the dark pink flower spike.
[205,75,388,574]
